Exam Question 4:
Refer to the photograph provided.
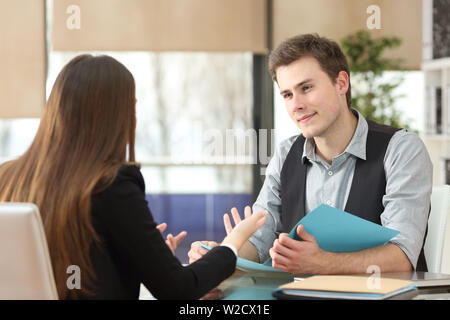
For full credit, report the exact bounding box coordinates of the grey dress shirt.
[249,110,433,269]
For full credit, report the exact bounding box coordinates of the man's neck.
[314,109,358,165]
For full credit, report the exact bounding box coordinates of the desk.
[382,271,450,300]
[414,291,450,300]
[218,270,293,300]
[137,270,293,300]
[138,271,450,300]
[217,271,450,300]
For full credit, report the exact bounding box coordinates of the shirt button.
[328,171,333,176]
[326,200,333,206]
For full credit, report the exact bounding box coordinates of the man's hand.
[270,224,414,275]
[269,224,327,274]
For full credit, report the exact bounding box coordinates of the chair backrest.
[424,185,450,273]
[441,210,450,274]
[0,203,58,299]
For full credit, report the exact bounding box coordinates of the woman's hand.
[221,206,267,252]
[188,240,219,263]
[156,222,187,255]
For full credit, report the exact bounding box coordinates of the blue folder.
[263,204,400,267]
[201,204,399,273]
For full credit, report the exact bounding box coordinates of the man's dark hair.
[268,33,352,108]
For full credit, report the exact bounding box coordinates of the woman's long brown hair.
[0,54,137,299]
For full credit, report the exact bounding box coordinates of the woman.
[0,54,266,299]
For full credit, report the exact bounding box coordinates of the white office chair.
[424,185,450,274]
[0,203,58,299]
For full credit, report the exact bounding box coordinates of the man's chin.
[299,128,315,139]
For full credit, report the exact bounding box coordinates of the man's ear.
[335,71,349,95]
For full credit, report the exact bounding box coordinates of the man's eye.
[283,93,292,99]
[303,85,312,92]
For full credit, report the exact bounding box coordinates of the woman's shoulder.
[116,164,145,189]
[90,164,149,239]
[91,164,147,221]
[96,164,145,199]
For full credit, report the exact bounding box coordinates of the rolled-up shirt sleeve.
[381,130,433,269]
[249,136,297,263]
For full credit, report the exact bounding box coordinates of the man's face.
[276,56,348,139]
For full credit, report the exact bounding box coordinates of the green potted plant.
[341,30,416,131]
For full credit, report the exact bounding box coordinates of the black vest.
[279,120,428,271]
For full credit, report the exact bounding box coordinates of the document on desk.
[274,275,417,300]
[202,204,399,274]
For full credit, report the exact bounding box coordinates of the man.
[189,34,432,275]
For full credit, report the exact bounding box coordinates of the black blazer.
[83,165,236,299]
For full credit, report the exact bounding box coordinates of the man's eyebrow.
[279,78,313,95]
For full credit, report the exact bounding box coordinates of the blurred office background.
[1,0,449,263]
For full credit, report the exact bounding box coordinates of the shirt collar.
[301,109,368,164]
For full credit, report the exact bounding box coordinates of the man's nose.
[289,94,306,112]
